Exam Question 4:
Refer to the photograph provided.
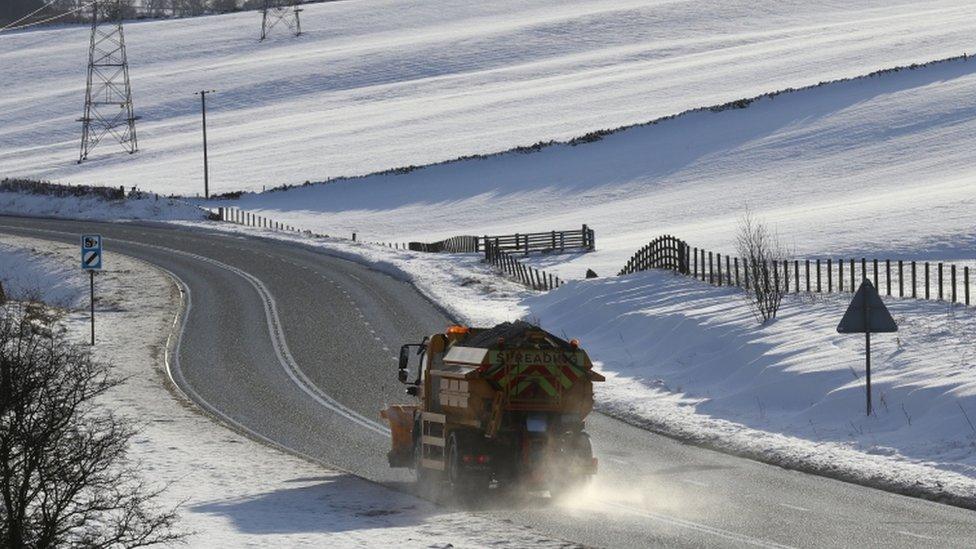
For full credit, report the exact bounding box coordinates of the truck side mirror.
[397,369,408,383]
[398,345,411,371]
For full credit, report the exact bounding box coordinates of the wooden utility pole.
[195,90,215,198]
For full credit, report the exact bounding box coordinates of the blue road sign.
[81,234,103,270]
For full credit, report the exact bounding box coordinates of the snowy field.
[217,54,976,282]
[3,0,976,195]
[0,235,572,547]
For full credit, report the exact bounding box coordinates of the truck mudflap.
[381,405,417,467]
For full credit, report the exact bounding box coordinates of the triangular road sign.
[837,280,897,334]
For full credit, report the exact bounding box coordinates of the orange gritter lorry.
[381,321,605,496]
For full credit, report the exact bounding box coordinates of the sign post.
[81,235,103,346]
[837,279,897,416]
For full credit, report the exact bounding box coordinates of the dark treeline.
[1,0,314,27]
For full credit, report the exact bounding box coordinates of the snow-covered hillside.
[2,0,976,194]
[219,55,976,280]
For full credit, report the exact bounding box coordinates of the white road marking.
[606,502,794,548]
[778,503,809,512]
[896,531,937,541]
[680,478,709,488]
[103,237,390,437]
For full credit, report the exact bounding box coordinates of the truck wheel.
[414,432,442,498]
[447,433,489,499]
[550,433,593,498]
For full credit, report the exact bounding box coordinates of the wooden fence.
[408,225,596,256]
[484,240,564,291]
[408,235,480,253]
[620,235,976,307]
[483,224,594,255]
[619,235,690,276]
[214,208,580,293]
[218,207,301,234]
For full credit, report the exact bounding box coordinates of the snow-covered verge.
[0,234,571,547]
[525,270,976,508]
[212,53,976,282]
[4,1,976,193]
[0,191,207,222]
[0,238,86,307]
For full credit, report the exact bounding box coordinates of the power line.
[1,0,66,31]
[0,1,95,33]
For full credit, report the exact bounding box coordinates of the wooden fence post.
[771,260,779,293]
[839,259,843,292]
[816,259,821,292]
[925,262,930,300]
[827,259,832,292]
[805,260,810,292]
[708,252,714,284]
[885,260,891,296]
[734,257,740,287]
[861,258,867,283]
[911,261,917,298]
[899,260,904,298]
[937,263,943,301]
[952,264,957,303]
[966,267,971,306]
[795,260,800,293]
[726,256,732,285]
[850,258,855,291]
[717,254,723,286]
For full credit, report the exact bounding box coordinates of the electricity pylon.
[260,0,302,41]
[78,0,139,163]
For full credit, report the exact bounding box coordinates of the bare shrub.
[736,211,787,323]
[0,301,183,548]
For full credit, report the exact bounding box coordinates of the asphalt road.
[4,215,976,548]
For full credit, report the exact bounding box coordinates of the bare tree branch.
[0,301,184,548]
[736,210,788,323]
